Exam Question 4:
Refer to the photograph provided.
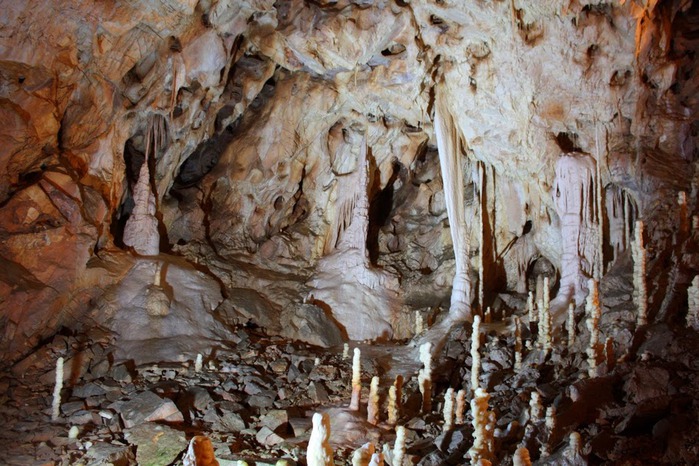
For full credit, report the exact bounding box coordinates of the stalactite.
[478,162,485,313]
[595,123,605,279]
[434,88,471,322]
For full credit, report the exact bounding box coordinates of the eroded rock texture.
[0,0,698,365]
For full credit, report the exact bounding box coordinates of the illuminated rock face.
[0,0,697,362]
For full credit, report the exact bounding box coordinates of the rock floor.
[1,315,698,466]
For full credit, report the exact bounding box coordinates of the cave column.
[434,89,472,322]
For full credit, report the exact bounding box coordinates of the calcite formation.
[1,0,699,464]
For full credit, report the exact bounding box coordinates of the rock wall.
[0,0,697,362]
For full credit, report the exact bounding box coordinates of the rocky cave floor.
[1,310,698,466]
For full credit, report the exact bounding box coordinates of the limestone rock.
[111,391,184,428]
[125,422,188,466]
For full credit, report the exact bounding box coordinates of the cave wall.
[0,0,697,362]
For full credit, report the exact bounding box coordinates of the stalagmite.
[307,413,334,466]
[512,446,532,466]
[367,376,380,425]
[542,406,556,458]
[469,387,495,465]
[442,388,455,432]
[343,343,350,359]
[537,298,552,353]
[586,279,602,377]
[527,291,536,324]
[51,357,64,421]
[387,386,398,425]
[195,353,203,373]
[392,426,406,466]
[434,88,471,322]
[514,316,523,371]
[368,452,384,466]
[352,443,375,466]
[455,389,467,425]
[564,431,585,464]
[414,311,424,336]
[687,276,699,330]
[567,302,576,349]
[471,315,482,391]
[552,154,601,317]
[529,391,543,424]
[350,348,362,411]
[632,221,648,327]
[543,277,550,314]
[484,307,491,324]
[123,115,162,256]
[418,342,433,412]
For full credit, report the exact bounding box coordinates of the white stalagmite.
[368,452,384,466]
[455,389,467,425]
[414,311,424,336]
[529,391,543,424]
[392,426,406,466]
[527,291,536,324]
[514,316,523,371]
[469,387,494,465]
[352,443,375,466]
[567,302,576,349]
[387,385,398,425]
[537,298,552,353]
[586,279,602,377]
[552,154,601,316]
[123,115,163,256]
[195,353,203,373]
[687,276,699,330]
[545,405,556,430]
[564,431,585,464]
[632,221,648,327]
[442,388,455,432]
[343,343,350,359]
[367,376,380,425]
[51,357,64,421]
[418,342,433,412]
[470,315,482,391]
[512,446,532,466]
[434,88,471,322]
[307,413,334,466]
[350,348,361,410]
[543,277,550,315]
